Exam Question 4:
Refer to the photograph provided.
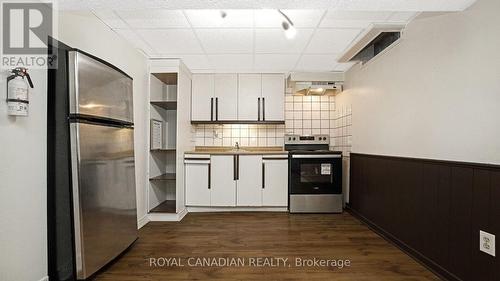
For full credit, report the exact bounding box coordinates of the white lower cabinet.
[262,158,288,206]
[237,155,263,206]
[185,154,288,208]
[210,155,236,206]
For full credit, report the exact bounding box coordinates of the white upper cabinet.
[191,74,214,121]
[191,73,284,122]
[237,74,262,121]
[214,74,238,121]
[261,74,285,121]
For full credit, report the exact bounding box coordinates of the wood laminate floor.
[93,212,440,281]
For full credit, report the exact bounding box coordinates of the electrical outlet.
[479,230,495,257]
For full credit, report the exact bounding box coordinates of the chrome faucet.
[235,142,240,150]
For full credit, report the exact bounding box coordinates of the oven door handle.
[291,155,341,159]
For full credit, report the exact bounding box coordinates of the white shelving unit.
[147,59,193,221]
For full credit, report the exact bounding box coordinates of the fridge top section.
[69,51,134,124]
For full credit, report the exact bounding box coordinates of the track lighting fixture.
[278,10,296,39]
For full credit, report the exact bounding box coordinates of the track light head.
[282,21,297,39]
[278,10,296,39]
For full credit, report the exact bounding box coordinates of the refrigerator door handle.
[69,123,84,277]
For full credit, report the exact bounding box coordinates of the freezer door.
[68,51,133,123]
[70,122,137,279]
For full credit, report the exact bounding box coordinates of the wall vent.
[338,24,405,64]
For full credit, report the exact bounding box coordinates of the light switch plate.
[479,230,495,257]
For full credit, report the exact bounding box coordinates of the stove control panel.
[285,134,330,145]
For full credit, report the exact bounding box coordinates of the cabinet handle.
[208,163,211,189]
[233,155,237,181]
[236,155,240,180]
[257,98,261,121]
[215,97,219,121]
[262,162,265,189]
[210,97,214,121]
[262,97,265,121]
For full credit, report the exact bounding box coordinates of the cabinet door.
[261,74,285,121]
[185,162,210,206]
[262,159,288,206]
[210,155,236,206]
[214,74,238,121]
[237,155,263,206]
[191,74,214,121]
[238,74,262,121]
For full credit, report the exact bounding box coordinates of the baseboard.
[346,206,462,281]
[148,213,180,222]
[177,207,188,220]
[137,214,149,229]
[38,276,49,281]
[187,206,288,212]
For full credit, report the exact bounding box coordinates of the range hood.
[287,72,344,96]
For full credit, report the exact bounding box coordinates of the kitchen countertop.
[185,146,289,155]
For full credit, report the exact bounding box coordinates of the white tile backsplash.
[192,94,352,152]
[332,104,353,157]
[194,124,286,147]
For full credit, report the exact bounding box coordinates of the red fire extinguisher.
[7,67,34,116]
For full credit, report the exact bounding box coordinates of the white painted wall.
[56,11,150,224]
[337,0,500,165]
[0,69,48,281]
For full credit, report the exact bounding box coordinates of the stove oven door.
[289,154,342,194]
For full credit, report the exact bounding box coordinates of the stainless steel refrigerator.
[67,50,137,279]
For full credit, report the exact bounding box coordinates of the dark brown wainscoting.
[347,153,500,281]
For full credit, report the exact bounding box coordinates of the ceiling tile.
[207,54,253,71]
[295,54,338,71]
[196,29,253,54]
[155,54,211,70]
[254,9,325,28]
[304,28,362,54]
[114,29,155,54]
[62,0,479,11]
[320,11,393,28]
[184,10,254,28]
[387,12,418,22]
[254,54,300,71]
[332,62,356,72]
[138,29,203,54]
[255,29,314,54]
[322,11,393,22]
[93,10,127,29]
[116,10,190,28]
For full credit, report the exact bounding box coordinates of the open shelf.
[149,173,176,181]
[150,148,176,152]
[149,200,176,213]
[151,101,177,110]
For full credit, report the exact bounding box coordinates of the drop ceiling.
[59,0,477,73]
